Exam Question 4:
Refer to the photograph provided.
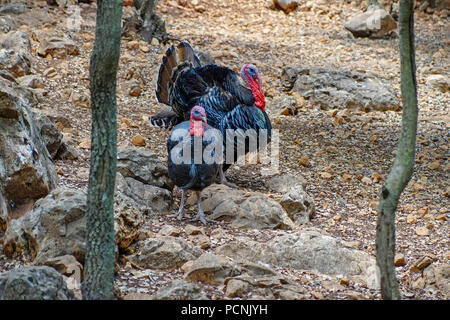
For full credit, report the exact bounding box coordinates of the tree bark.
[376,0,417,300]
[82,0,123,300]
[134,0,168,43]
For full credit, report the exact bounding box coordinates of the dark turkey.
[167,106,221,224]
[151,41,271,184]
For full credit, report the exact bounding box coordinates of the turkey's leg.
[192,191,213,224]
[218,165,238,189]
[168,189,186,220]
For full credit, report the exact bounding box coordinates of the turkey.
[167,105,221,224]
[151,41,271,181]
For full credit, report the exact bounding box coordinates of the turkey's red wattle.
[248,79,265,112]
[190,119,205,137]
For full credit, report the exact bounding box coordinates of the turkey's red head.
[190,105,207,137]
[240,64,265,112]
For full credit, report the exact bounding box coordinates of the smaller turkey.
[167,105,222,224]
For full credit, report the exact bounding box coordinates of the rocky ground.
[0,0,448,300]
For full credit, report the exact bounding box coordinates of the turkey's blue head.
[189,105,207,137]
[240,64,265,112]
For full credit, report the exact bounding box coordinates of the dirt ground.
[0,0,448,300]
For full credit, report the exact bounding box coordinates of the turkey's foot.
[218,165,238,189]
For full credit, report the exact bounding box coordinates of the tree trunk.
[82,0,123,300]
[135,0,168,43]
[376,0,417,300]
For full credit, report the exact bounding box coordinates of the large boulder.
[3,188,87,264]
[116,172,172,215]
[281,67,400,112]
[0,266,75,300]
[117,148,174,191]
[184,252,277,285]
[37,37,79,58]
[129,236,202,270]
[0,77,57,229]
[3,184,151,263]
[344,8,397,38]
[191,184,295,230]
[215,228,379,288]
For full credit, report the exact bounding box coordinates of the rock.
[126,79,142,97]
[114,187,144,250]
[224,273,308,299]
[215,228,379,288]
[43,254,83,296]
[43,255,83,279]
[423,264,450,299]
[0,16,18,33]
[54,142,80,161]
[32,110,63,158]
[122,292,153,300]
[153,280,209,300]
[158,225,182,237]
[129,236,202,270]
[70,91,90,108]
[0,3,25,15]
[197,184,295,230]
[225,278,249,297]
[1,30,31,54]
[37,37,79,58]
[279,185,315,225]
[131,134,146,146]
[115,172,172,215]
[298,155,311,167]
[0,48,31,78]
[426,74,450,93]
[271,0,298,13]
[410,255,435,273]
[191,234,211,249]
[117,148,174,191]
[0,266,74,300]
[344,8,397,38]
[269,94,298,116]
[0,77,57,229]
[3,188,87,264]
[3,181,162,264]
[281,67,399,112]
[184,253,241,284]
[265,173,307,193]
[394,253,407,267]
[185,252,277,285]
[17,75,44,89]
[415,226,430,236]
[185,224,203,235]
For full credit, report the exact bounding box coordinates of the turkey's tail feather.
[148,107,184,129]
[155,41,202,106]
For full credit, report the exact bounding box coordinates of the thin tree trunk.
[376,0,417,300]
[134,0,167,42]
[82,0,123,300]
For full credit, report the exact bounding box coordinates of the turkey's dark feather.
[167,121,219,191]
[156,41,271,173]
